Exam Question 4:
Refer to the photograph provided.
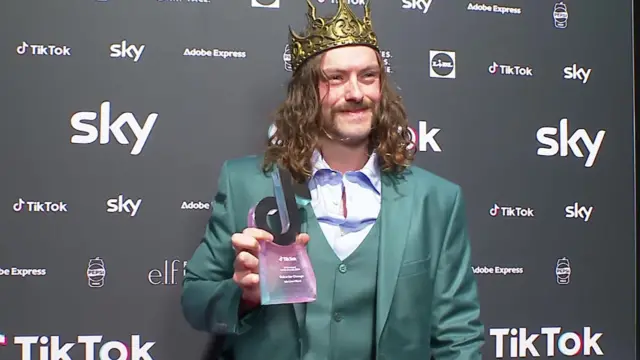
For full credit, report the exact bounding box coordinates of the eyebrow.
[323,65,380,73]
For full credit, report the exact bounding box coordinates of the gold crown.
[288,0,379,73]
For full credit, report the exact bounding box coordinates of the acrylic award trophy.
[247,167,317,305]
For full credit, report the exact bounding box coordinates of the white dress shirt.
[308,150,382,261]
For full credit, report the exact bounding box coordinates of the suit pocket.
[397,255,431,278]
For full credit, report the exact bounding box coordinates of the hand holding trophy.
[234,166,317,306]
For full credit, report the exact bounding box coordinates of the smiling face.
[264,42,414,182]
[317,45,382,145]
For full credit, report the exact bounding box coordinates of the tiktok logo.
[488,62,533,77]
[13,198,68,213]
[279,256,297,262]
[404,121,442,153]
[489,204,535,218]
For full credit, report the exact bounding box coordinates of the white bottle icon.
[555,257,571,284]
[283,45,292,72]
[87,257,106,288]
[554,2,568,29]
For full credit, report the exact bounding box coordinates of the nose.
[344,78,364,103]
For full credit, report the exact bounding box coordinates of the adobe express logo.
[183,48,247,59]
[0,266,47,277]
[181,201,210,210]
[472,266,523,276]
[467,3,521,15]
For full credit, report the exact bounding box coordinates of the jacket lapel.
[375,171,415,344]
[292,193,314,338]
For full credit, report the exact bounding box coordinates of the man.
[181,0,484,359]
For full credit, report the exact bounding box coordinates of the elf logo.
[148,259,187,285]
[490,326,603,358]
[406,121,442,152]
[536,118,606,168]
[70,101,158,155]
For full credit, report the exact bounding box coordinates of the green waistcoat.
[301,216,381,360]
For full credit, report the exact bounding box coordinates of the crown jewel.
[288,0,379,73]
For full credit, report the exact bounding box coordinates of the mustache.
[333,102,374,113]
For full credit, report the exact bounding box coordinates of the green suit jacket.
[182,155,484,360]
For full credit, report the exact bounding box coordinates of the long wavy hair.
[262,49,415,183]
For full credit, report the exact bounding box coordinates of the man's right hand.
[231,228,310,306]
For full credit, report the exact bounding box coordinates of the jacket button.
[333,312,343,322]
[338,264,347,273]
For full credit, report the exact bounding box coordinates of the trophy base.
[258,240,317,305]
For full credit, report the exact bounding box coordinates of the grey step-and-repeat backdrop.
[0,0,636,359]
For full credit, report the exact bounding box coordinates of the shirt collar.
[310,149,381,194]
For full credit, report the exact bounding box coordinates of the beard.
[322,100,379,145]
